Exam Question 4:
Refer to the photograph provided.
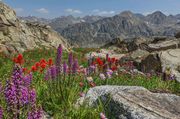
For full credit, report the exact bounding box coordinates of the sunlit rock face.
[0,2,70,55]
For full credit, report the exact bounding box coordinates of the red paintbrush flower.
[96,57,103,66]
[111,58,116,63]
[48,58,53,66]
[40,62,46,69]
[111,66,117,71]
[13,54,24,65]
[31,65,37,72]
[40,59,46,64]
[107,57,111,62]
[35,62,40,68]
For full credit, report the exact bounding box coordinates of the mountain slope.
[61,11,153,47]
[49,15,104,33]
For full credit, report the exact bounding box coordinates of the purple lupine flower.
[56,44,63,66]
[23,73,32,87]
[89,65,96,74]
[4,80,18,106]
[68,52,73,68]
[44,69,51,80]
[4,65,25,117]
[72,59,78,74]
[12,66,23,87]
[63,61,67,74]
[56,44,63,74]
[28,106,43,119]
[0,106,3,119]
[20,86,29,105]
[50,65,57,79]
[107,69,113,75]
[4,65,33,117]
[29,89,36,105]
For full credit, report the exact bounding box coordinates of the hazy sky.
[2,0,180,18]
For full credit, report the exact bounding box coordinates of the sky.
[1,0,180,18]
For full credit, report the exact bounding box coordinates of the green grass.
[0,48,180,118]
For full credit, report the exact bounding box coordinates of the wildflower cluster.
[0,44,178,118]
[3,64,42,118]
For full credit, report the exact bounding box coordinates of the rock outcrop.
[78,86,180,119]
[160,49,180,82]
[147,39,180,52]
[0,2,69,55]
[99,36,180,82]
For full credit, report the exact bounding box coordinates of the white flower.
[99,73,106,80]
[87,77,93,82]
[107,73,111,79]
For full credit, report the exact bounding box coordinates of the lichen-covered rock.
[160,49,180,82]
[0,2,70,55]
[147,39,180,52]
[78,86,180,119]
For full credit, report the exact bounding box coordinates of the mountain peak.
[119,11,134,17]
[146,11,167,25]
[150,11,166,17]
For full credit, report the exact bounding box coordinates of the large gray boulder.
[160,49,180,82]
[129,49,162,73]
[78,86,180,119]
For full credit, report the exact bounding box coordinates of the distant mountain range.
[20,11,180,47]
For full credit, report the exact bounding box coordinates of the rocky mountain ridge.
[20,15,105,33]
[20,11,180,48]
[61,11,154,47]
[0,2,69,55]
[57,11,180,48]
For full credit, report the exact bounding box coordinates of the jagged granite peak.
[49,15,104,33]
[118,11,134,18]
[82,15,105,23]
[146,11,167,25]
[61,11,153,48]
[0,2,69,55]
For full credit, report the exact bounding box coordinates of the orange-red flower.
[40,62,46,69]
[35,62,40,68]
[96,57,103,66]
[13,54,24,65]
[22,68,27,73]
[48,58,53,66]
[111,66,117,71]
[31,65,37,72]
[111,58,116,63]
[40,59,46,64]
